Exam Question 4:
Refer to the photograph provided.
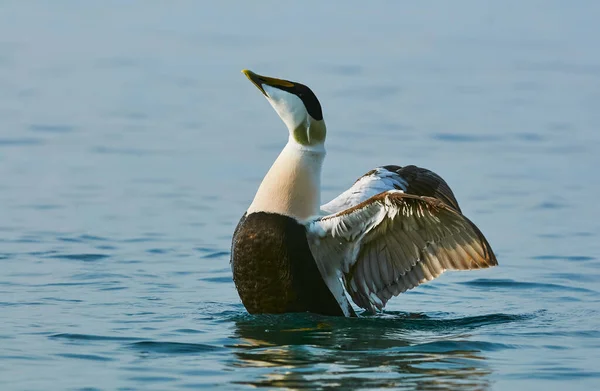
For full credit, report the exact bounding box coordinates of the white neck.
[247,138,325,220]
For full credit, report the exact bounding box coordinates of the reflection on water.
[228,312,512,389]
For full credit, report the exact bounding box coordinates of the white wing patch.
[320,168,407,215]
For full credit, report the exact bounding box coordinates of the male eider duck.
[231,69,497,317]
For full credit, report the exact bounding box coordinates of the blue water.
[1,1,600,390]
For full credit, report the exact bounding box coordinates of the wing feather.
[307,191,497,313]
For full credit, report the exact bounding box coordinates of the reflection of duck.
[231,70,497,317]
[230,314,492,389]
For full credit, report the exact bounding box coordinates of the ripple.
[230,311,530,336]
[197,249,230,259]
[50,333,144,342]
[95,244,118,250]
[174,328,205,334]
[41,297,84,303]
[201,276,233,283]
[397,312,530,331]
[535,201,567,210]
[57,234,109,243]
[398,340,517,353]
[42,282,98,287]
[522,368,600,381]
[129,341,224,354]
[70,272,129,281]
[126,376,178,383]
[533,255,595,262]
[146,248,172,254]
[516,329,600,339]
[0,354,48,362]
[461,278,596,293]
[56,353,114,362]
[0,138,43,146]
[0,301,45,307]
[47,253,110,262]
[14,235,44,243]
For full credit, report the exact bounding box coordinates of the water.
[1,1,599,390]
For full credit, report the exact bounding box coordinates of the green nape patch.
[293,124,326,146]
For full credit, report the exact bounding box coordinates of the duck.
[231,69,497,317]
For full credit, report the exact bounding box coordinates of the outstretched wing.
[307,191,496,313]
[321,165,461,215]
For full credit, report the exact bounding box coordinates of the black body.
[231,212,353,317]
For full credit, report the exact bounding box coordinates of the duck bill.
[242,69,295,97]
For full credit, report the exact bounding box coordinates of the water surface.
[1,1,600,390]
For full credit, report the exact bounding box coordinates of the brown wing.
[383,165,462,212]
[307,191,496,313]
